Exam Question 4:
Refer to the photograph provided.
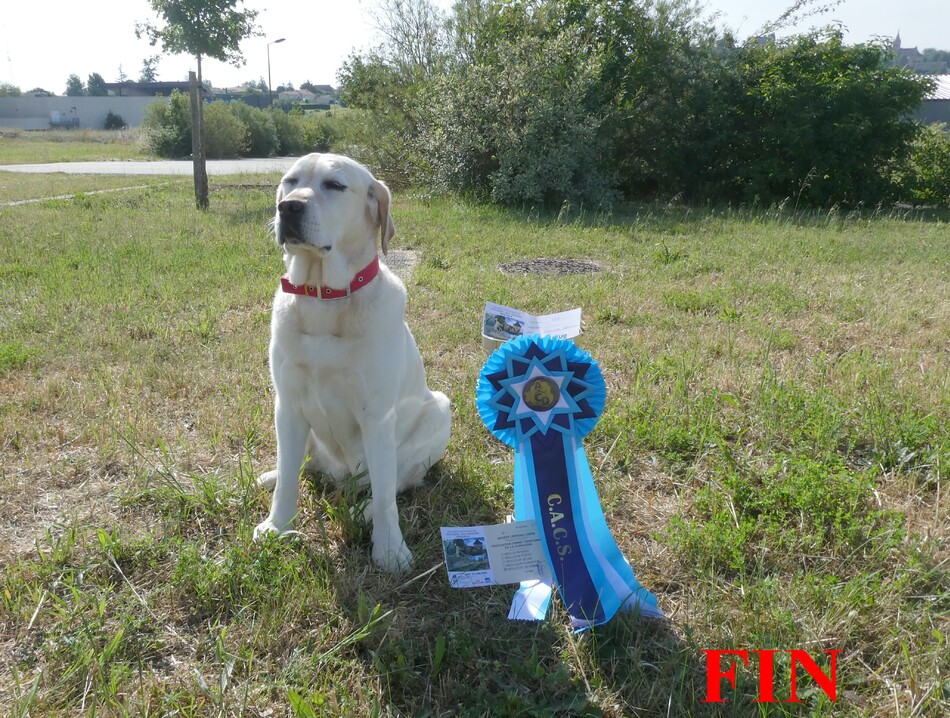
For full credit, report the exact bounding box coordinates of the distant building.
[277,88,318,103]
[892,34,949,74]
[102,81,213,98]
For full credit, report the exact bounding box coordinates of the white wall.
[0,96,168,130]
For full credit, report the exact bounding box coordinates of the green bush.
[140,90,191,158]
[895,123,950,207]
[299,114,331,153]
[715,32,928,206]
[426,30,615,206]
[338,0,933,208]
[141,95,316,159]
[227,102,279,157]
[338,52,429,184]
[103,111,127,130]
[270,107,306,155]
[203,101,248,158]
[262,108,351,156]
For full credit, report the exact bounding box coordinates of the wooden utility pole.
[188,70,209,210]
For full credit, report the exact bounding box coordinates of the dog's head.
[274,153,395,256]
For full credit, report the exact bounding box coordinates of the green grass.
[0,172,947,716]
[0,128,150,165]
[0,172,180,205]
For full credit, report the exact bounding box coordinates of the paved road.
[0,158,297,175]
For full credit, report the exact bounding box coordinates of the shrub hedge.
[140,92,349,161]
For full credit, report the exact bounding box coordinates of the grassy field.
[0,161,947,717]
[0,128,149,165]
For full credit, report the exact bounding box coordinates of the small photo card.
[441,521,550,589]
[482,302,582,342]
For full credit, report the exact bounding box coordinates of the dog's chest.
[274,298,372,377]
[289,298,359,342]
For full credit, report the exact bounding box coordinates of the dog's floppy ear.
[368,179,396,255]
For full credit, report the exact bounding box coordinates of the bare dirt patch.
[498,257,604,276]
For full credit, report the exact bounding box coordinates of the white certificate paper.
[482,302,582,342]
[441,521,551,589]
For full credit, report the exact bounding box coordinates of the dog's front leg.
[361,411,413,572]
[254,398,309,540]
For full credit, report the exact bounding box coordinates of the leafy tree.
[65,74,84,96]
[921,48,950,64]
[339,54,404,111]
[136,0,261,208]
[370,0,450,78]
[87,72,109,96]
[136,0,260,83]
[0,83,21,97]
[140,55,160,82]
[541,0,720,198]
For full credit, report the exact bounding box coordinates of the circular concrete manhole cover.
[498,258,604,276]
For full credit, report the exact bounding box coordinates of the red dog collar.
[280,255,380,300]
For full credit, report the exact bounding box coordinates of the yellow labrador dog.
[254,153,451,572]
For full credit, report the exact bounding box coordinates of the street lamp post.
[267,37,286,107]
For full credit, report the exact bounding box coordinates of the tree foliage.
[921,48,950,65]
[65,74,84,97]
[86,73,108,96]
[141,95,346,159]
[141,90,193,157]
[139,56,161,83]
[894,123,950,207]
[371,0,450,78]
[718,32,929,205]
[418,25,615,206]
[202,101,248,157]
[338,0,933,208]
[136,0,261,75]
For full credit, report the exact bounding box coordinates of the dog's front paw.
[256,470,278,490]
[253,518,292,542]
[372,538,414,573]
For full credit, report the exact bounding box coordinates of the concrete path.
[0,158,297,175]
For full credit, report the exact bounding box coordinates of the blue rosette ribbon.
[477,334,663,630]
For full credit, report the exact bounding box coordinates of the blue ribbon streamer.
[477,334,663,629]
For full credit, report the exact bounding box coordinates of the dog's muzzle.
[276,198,306,245]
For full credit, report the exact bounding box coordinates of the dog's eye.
[323,180,347,192]
[283,177,299,187]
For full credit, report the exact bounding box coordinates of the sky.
[1,1,947,95]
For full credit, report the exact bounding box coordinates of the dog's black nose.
[278,198,305,215]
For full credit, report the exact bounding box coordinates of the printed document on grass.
[441,521,551,588]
